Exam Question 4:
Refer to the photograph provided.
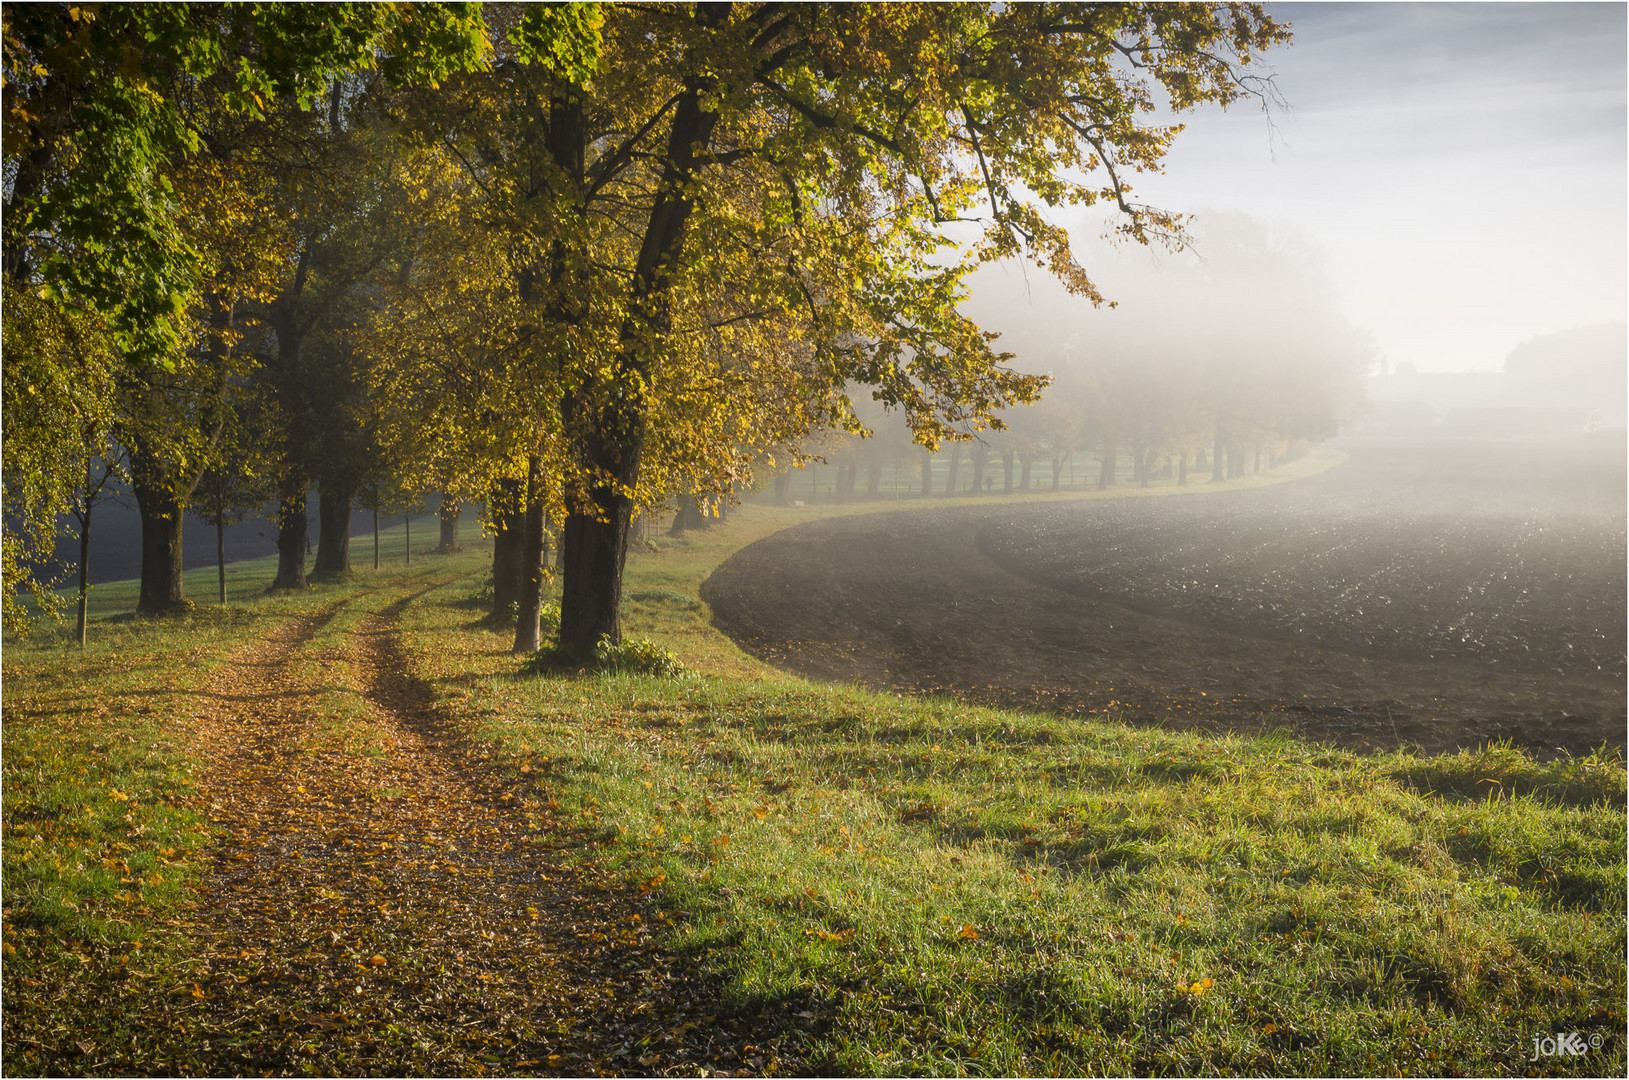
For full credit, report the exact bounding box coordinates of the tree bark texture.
[76,511,90,646]
[560,502,629,657]
[271,485,308,591]
[130,463,187,613]
[513,456,550,653]
[490,478,524,621]
[559,77,719,657]
[669,493,708,535]
[311,479,355,581]
[216,517,227,603]
[438,495,461,552]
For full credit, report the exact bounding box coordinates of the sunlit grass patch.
[2,600,303,953]
[1391,740,1626,809]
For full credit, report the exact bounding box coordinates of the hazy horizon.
[962,2,1628,375]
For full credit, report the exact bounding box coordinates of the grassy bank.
[4,455,1623,1075]
[399,494,1625,1076]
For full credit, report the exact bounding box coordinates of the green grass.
[4,456,1623,1076]
[399,494,1625,1076]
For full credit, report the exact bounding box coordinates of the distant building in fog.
[1353,323,1626,436]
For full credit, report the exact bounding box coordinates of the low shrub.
[592,635,694,678]
[519,630,694,680]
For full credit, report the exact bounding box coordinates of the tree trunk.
[216,516,227,603]
[1001,449,1015,494]
[669,493,708,535]
[437,495,461,552]
[405,512,411,565]
[773,472,791,505]
[373,507,380,570]
[970,446,987,495]
[1051,455,1064,491]
[556,67,725,657]
[866,460,883,497]
[559,496,631,658]
[1020,458,1032,491]
[490,478,524,621]
[271,484,308,591]
[75,510,90,647]
[946,445,962,496]
[311,480,354,581]
[1097,448,1115,490]
[1212,421,1226,482]
[556,64,737,656]
[131,468,187,613]
[513,455,549,653]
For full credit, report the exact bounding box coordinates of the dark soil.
[703,437,1626,760]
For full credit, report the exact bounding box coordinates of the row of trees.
[4,2,1291,657]
[791,213,1369,501]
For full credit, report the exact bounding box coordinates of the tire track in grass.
[178,581,781,1076]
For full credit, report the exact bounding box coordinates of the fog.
[1113,1,1628,375]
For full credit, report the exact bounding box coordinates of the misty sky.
[993,2,1628,374]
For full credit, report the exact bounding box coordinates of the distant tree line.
[3,2,1291,655]
[769,214,1369,503]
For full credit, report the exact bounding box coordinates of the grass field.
[3,461,1624,1076]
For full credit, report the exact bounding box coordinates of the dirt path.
[170,583,775,1076]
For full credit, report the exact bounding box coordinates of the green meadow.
[3,473,1623,1076]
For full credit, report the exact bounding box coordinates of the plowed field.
[703,438,1626,759]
